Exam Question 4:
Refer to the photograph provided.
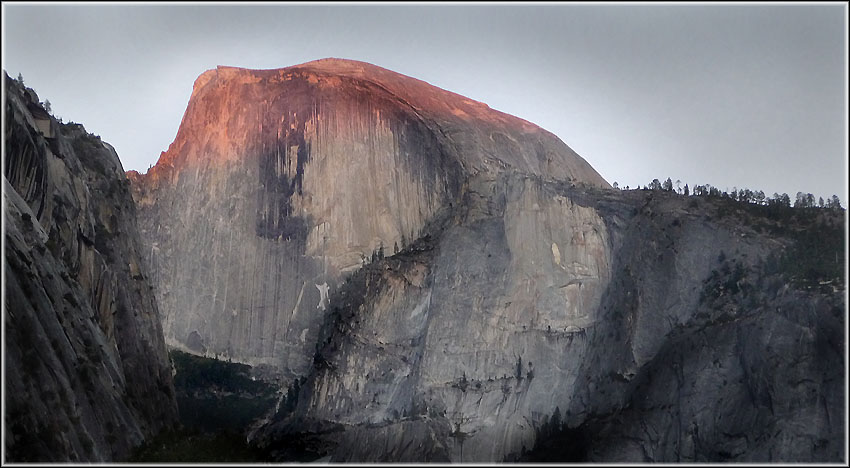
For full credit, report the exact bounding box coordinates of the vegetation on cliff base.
[129,350,278,462]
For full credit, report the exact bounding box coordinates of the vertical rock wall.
[130,60,608,376]
[4,74,178,461]
[256,173,614,461]
[254,177,843,463]
[130,69,464,374]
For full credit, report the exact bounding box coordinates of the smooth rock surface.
[128,58,609,376]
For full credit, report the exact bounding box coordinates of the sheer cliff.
[3,74,178,462]
[128,59,844,463]
[128,58,608,376]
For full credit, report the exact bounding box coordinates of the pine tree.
[805,193,815,208]
[649,179,662,191]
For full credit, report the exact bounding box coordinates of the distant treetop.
[624,178,843,211]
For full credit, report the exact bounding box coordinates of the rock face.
[3,74,178,462]
[128,58,608,377]
[253,176,844,463]
[129,59,844,462]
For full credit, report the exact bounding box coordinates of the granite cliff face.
[252,176,844,463]
[128,59,844,462]
[4,74,178,462]
[128,58,608,377]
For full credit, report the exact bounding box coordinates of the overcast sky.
[3,3,847,201]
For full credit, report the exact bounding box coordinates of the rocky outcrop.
[128,59,844,463]
[3,74,178,462]
[128,58,609,377]
[251,172,612,461]
[563,191,845,462]
[252,174,844,462]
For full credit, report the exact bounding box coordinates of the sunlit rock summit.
[128,58,609,372]
[127,59,844,462]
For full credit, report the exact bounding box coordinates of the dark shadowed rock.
[3,73,178,462]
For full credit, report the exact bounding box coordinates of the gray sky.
[3,3,847,201]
